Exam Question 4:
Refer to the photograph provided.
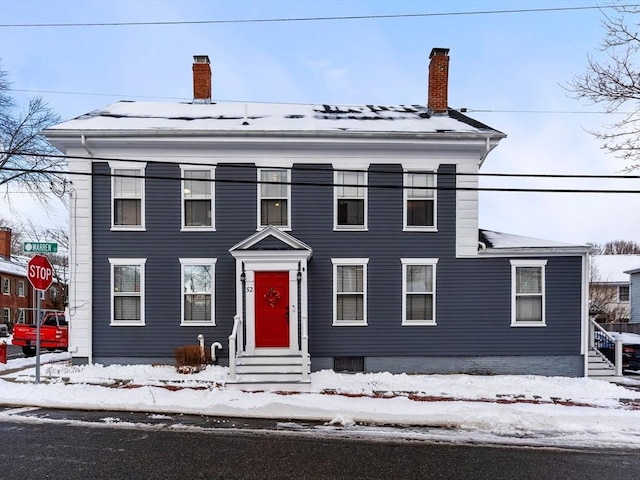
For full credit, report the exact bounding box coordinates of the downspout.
[81,134,93,364]
[81,134,93,158]
[581,251,590,377]
[478,136,495,168]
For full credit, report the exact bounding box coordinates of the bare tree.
[568,5,640,172]
[589,258,629,323]
[602,239,640,254]
[588,239,640,254]
[0,63,67,206]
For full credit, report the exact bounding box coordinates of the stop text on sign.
[29,265,53,280]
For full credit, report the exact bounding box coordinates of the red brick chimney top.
[0,227,11,260]
[428,47,450,114]
[192,55,212,103]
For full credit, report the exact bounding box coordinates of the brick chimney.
[0,227,11,260]
[428,47,450,114]
[192,55,212,103]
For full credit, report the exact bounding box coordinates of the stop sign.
[27,254,54,291]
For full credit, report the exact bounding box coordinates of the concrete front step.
[587,349,617,378]
[236,355,307,366]
[236,364,304,374]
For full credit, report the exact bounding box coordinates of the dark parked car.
[0,323,8,337]
[595,331,640,373]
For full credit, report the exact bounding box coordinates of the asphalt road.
[1,407,639,480]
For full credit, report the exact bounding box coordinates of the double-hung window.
[332,259,368,326]
[17,280,25,297]
[180,259,216,326]
[335,171,367,230]
[404,172,436,230]
[1,277,9,295]
[109,259,146,326]
[2,308,9,323]
[182,166,215,230]
[619,285,630,303]
[258,168,290,229]
[511,260,546,326]
[402,259,438,325]
[111,163,145,230]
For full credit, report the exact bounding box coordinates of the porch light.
[240,271,246,282]
[296,270,302,281]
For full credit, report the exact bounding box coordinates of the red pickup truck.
[12,312,68,357]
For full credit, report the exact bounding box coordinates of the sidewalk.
[2,352,640,449]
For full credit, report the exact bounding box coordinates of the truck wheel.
[22,346,36,357]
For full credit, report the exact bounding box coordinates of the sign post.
[27,254,54,384]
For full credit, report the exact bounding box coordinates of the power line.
[1,165,638,195]
[7,151,640,180]
[1,4,637,28]
[6,88,635,116]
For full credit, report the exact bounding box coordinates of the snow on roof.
[0,257,27,277]
[592,255,640,283]
[48,101,503,135]
[479,229,585,250]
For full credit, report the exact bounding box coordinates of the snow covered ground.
[1,351,640,449]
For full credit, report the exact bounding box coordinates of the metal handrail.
[589,318,623,376]
[228,315,241,380]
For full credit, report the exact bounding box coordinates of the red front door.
[255,271,290,348]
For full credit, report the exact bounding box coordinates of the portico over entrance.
[228,227,313,383]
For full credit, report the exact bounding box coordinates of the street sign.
[27,254,54,291]
[24,242,58,254]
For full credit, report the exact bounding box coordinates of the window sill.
[257,226,292,232]
[111,226,146,232]
[332,321,368,327]
[181,227,216,232]
[110,322,146,327]
[510,322,546,327]
[180,322,216,327]
[333,227,368,232]
[403,227,438,232]
[402,321,437,326]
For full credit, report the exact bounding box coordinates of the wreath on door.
[264,287,281,308]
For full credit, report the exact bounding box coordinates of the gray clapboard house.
[45,49,591,384]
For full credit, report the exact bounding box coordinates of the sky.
[2,351,640,448]
[0,0,638,245]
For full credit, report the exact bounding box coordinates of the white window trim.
[2,308,9,323]
[180,165,215,231]
[510,259,547,327]
[331,258,369,326]
[403,171,437,232]
[109,161,146,231]
[109,258,146,326]
[17,280,25,297]
[333,170,368,231]
[257,168,291,231]
[1,277,9,295]
[179,258,217,326]
[18,308,25,323]
[618,285,630,303]
[401,258,438,326]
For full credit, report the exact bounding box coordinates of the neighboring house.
[44,49,590,383]
[590,255,640,323]
[0,227,63,330]
[624,266,640,324]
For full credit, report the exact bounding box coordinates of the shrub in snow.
[174,345,211,374]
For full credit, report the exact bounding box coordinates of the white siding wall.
[67,148,93,361]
